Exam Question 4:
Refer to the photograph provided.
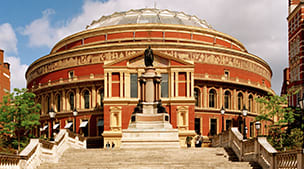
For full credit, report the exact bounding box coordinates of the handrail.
[0,129,87,169]
[0,154,20,165]
[211,127,304,169]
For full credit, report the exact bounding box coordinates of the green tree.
[255,93,304,150]
[255,94,294,126]
[0,88,40,152]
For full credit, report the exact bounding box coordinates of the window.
[226,119,232,130]
[56,94,61,112]
[224,91,231,109]
[69,93,74,110]
[99,89,104,108]
[130,73,138,98]
[80,120,89,137]
[210,119,217,136]
[84,90,90,109]
[248,95,253,112]
[194,88,200,107]
[161,73,168,98]
[250,122,254,137]
[224,70,229,79]
[209,89,216,108]
[68,71,74,79]
[237,93,243,110]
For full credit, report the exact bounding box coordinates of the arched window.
[238,93,243,110]
[84,90,90,109]
[99,89,104,108]
[224,91,231,109]
[69,92,74,110]
[194,88,200,107]
[249,95,253,112]
[56,94,61,112]
[209,89,216,108]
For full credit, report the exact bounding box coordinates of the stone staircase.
[37,147,255,169]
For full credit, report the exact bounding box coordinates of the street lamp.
[220,106,225,132]
[242,105,248,140]
[73,108,78,133]
[255,121,261,137]
[49,108,56,141]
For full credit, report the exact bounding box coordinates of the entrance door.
[195,118,201,134]
[210,119,217,136]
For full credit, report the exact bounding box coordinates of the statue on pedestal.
[144,46,154,67]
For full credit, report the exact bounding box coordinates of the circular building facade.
[26,8,273,147]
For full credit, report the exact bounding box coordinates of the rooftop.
[86,8,214,30]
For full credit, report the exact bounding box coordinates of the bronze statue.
[144,46,154,67]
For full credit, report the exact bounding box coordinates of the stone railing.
[0,129,86,169]
[212,127,304,169]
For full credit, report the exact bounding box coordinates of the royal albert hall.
[26,8,273,147]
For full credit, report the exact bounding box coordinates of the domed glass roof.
[86,8,213,29]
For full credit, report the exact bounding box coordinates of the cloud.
[0,23,18,54]
[0,23,27,90]
[21,0,287,94]
[4,56,28,90]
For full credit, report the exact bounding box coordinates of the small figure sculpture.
[144,46,154,67]
[157,101,167,114]
[132,102,143,114]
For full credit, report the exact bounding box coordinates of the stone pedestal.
[121,67,180,148]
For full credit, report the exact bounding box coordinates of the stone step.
[37,147,255,169]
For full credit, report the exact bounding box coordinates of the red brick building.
[281,0,304,106]
[0,49,10,103]
[26,9,273,147]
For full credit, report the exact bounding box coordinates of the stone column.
[124,73,129,98]
[120,72,123,98]
[104,73,108,98]
[76,88,80,109]
[233,89,237,110]
[219,87,223,108]
[175,72,179,97]
[109,73,112,97]
[203,85,207,108]
[92,86,96,108]
[62,90,66,111]
[51,92,54,110]
[245,91,248,111]
[171,71,174,97]
[187,71,190,97]
[191,72,194,97]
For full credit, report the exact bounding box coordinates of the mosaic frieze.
[27,50,271,83]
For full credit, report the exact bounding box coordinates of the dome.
[86,8,213,29]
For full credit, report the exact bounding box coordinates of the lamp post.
[242,105,248,140]
[73,108,78,133]
[49,108,56,141]
[220,106,225,132]
[255,121,261,137]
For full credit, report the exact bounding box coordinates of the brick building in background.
[26,9,273,147]
[0,49,10,103]
[281,0,304,105]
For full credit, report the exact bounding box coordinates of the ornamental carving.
[162,50,271,81]
[27,49,271,83]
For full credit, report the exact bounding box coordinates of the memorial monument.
[120,46,180,148]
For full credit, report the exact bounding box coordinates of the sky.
[0,0,288,95]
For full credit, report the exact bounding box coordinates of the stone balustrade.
[0,129,86,169]
[212,127,304,169]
